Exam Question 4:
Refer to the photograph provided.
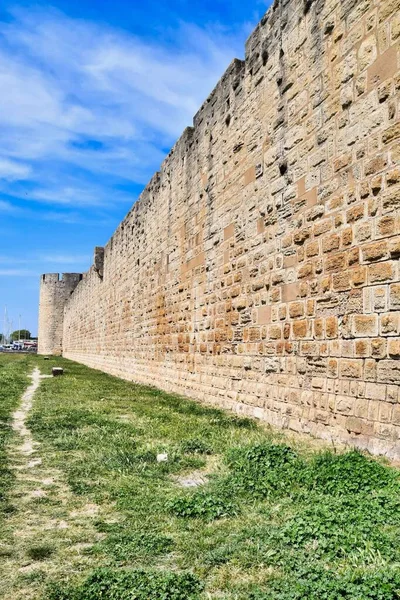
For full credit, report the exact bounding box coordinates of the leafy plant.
[248,565,400,600]
[46,568,203,600]
[226,443,303,497]
[167,489,237,520]
[304,450,398,495]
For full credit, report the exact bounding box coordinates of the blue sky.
[0,0,270,337]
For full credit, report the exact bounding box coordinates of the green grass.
[0,354,30,524]
[26,544,55,561]
[1,354,400,599]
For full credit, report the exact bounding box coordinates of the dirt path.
[12,368,47,467]
[0,368,104,600]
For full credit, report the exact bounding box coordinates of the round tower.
[38,273,82,355]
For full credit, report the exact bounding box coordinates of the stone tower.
[38,273,82,355]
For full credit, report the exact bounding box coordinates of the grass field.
[0,355,30,525]
[1,354,400,599]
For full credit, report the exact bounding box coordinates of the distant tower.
[38,273,82,355]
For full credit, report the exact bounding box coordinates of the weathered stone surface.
[38,274,82,355]
[38,0,400,459]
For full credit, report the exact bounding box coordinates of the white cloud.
[39,253,91,265]
[0,253,90,265]
[0,199,16,212]
[0,8,244,211]
[0,269,37,276]
[0,158,31,181]
[27,184,127,208]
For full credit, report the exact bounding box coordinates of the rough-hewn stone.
[38,273,82,356]
[38,0,400,459]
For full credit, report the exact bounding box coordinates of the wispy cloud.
[0,269,37,276]
[0,199,17,212]
[0,253,90,265]
[0,8,243,215]
[0,252,91,280]
[0,158,32,181]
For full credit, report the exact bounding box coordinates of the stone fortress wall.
[39,0,400,458]
[38,273,82,355]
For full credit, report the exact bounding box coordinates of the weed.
[167,488,237,520]
[304,449,398,495]
[46,568,203,600]
[226,443,303,497]
[248,564,400,600]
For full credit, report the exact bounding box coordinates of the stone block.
[390,283,400,309]
[336,396,354,415]
[289,301,304,318]
[377,216,396,238]
[377,360,400,384]
[361,241,388,262]
[368,262,396,284]
[325,316,338,339]
[388,339,400,358]
[340,359,363,379]
[381,313,399,335]
[346,416,363,434]
[322,233,340,253]
[292,320,308,339]
[244,166,256,186]
[352,315,378,337]
[355,339,370,357]
[368,46,398,90]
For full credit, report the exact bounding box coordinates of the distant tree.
[0,333,4,343]
[11,330,31,341]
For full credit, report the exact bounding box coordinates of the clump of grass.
[19,569,47,583]
[46,568,203,600]
[180,438,213,455]
[27,544,54,561]
[91,526,174,563]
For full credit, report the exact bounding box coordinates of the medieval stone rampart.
[38,273,82,355]
[39,0,400,458]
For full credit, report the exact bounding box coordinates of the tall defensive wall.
[39,0,400,458]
